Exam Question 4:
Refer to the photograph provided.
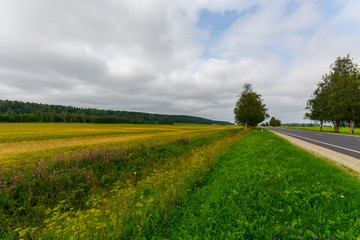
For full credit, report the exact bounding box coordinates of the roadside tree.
[269,117,281,127]
[234,83,269,129]
[305,54,360,134]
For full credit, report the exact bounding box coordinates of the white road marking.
[274,131,360,154]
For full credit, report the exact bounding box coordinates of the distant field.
[0,123,237,167]
[281,126,360,135]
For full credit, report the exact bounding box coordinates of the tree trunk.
[245,122,248,130]
[350,120,355,134]
[320,120,323,132]
[333,121,340,133]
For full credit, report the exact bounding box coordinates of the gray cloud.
[1,0,360,123]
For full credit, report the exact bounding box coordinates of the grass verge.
[153,130,360,239]
[281,126,360,136]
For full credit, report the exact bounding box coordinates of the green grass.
[152,130,360,239]
[282,126,360,136]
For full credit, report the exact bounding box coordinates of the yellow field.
[0,123,238,166]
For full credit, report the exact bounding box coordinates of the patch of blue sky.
[263,44,295,64]
[315,0,359,36]
[298,28,316,43]
[196,6,258,37]
[196,5,258,60]
[196,9,240,37]
[199,51,217,60]
[316,0,343,20]
[283,1,301,17]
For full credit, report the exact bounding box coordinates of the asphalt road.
[265,127,360,159]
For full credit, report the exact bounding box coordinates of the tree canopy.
[269,116,281,127]
[305,54,360,133]
[234,83,268,129]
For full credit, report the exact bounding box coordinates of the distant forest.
[0,100,231,125]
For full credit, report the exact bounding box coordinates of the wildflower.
[315,235,318,239]
[298,237,301,239]
[289,226,291,230]
[340,195,344,198]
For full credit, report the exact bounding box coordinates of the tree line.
[0,100,231,125]
[260,116,281,127]
[305,54,360,134]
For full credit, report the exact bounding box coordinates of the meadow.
[1,123,359,239]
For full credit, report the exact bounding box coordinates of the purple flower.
[315,235,318,239]
[298,237,301,240]
[289,226,291,230]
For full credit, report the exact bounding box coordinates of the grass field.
[282,126,360,136]
[1,124,359,239]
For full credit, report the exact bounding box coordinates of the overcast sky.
[1,0,360,123]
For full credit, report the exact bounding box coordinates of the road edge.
[267,129,360,177]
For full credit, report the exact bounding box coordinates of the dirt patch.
[269,130,360,176]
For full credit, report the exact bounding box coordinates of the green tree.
[306,54,360,133]
[269,116,281,127]
[305,81,330,132]
[234,83,269,129]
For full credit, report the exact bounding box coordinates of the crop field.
[0,123,244,239]
[1,124,360,239]
[0,123,236,166]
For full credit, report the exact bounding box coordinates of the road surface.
[265,127,360,160]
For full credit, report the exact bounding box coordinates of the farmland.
[0,123,243,239]
[0,123,235,167]
[1,123,360,239]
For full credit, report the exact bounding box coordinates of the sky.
[1,0,360,123]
